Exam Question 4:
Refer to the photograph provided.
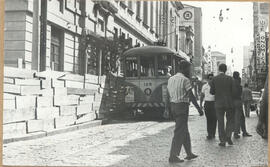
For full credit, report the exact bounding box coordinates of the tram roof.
[122,46,177,57]
[122,46,190,62]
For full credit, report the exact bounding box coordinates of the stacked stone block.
[3,67,109,140]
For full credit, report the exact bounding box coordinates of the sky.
[182,1,254,73]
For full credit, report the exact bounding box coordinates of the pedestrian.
[200,73,217,140]
[193,77,199,100]
[197,79,203,99]
[210,64,234,147]
[242,83,253,117]
[164,65,172,77]
[232,72,252,139]
[167,60,203,163]
[256,75,268,139]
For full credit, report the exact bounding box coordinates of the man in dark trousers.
[242,83,253,117]
[210,64,234,147]
[256,75,268,139]
[167,60,203,163]
[232,71,252,139]
[200,73,217,139]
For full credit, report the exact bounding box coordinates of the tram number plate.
[143,82,152,86]
[125,86,134,102]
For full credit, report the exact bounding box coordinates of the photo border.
[0,0,269,166]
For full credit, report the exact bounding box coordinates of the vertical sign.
[260,31,266,72]
[256,14,267,73]
[255,33,261,71]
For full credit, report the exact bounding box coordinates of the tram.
[122,46,190,117]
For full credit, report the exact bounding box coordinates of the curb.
[3,120,105,144]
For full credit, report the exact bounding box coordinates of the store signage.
[259,31,266,64]
[255,14,268,72]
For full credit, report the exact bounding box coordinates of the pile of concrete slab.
[3,66,108,140]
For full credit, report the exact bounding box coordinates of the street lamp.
[219,10,223,22]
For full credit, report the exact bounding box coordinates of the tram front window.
[157,55,172,76]
[125,57,138,77]
[140,56,155,77]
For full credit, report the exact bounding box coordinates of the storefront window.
[125,57,138,77]
[157,55,172,76]
[140,56,155,77]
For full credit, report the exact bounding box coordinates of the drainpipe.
[32,0,40,71]
[39,0,47,71]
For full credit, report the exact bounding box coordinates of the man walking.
[256,75,268,139]
[200,74,217,139]
[167,60,203,163]
[242,84,253,117]
[232,72,252,139]
[210,64,234,147]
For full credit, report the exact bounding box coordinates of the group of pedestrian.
[166,62,254,163]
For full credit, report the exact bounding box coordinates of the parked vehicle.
[121,46,190,117]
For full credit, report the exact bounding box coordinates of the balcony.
[127,8,134,16]
[98,0,118,14]
[119,1,127,9]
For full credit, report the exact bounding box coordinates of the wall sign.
[183,11,193,20]
[144,88,152,96]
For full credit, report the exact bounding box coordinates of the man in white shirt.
[200,74,217,140]
[167,60,203,163]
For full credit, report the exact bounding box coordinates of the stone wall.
[3,66,117,140]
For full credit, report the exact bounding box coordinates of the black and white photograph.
[1,0,269,166]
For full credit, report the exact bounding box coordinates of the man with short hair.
[210,64,234,147]
[242,83,253,117]
[167,60,203,163]
[200,73,217,139]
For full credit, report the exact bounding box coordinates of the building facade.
[203,46,213,76]
[242,42,254,85]
[4,0,186,76]
[211,51,226,76]
[179,4,203,78]
[251,2,269,89]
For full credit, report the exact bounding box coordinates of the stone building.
[4,0,187,76]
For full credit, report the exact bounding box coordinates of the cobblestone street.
[3,107,268,167]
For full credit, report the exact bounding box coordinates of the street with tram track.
[3,105,268,167]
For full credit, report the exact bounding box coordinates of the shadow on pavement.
[104,125,198,167]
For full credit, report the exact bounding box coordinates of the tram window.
[157,55,172,76]
[125,57,138,77]
[140,56,155,77]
